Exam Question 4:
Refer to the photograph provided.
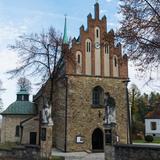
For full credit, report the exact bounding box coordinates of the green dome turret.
[16,88,29,101]
[1,88,36,115]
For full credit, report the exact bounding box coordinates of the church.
[1,2,129,153]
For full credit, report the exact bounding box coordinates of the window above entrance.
[92,86,104,107]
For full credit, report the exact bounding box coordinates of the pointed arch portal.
[92,128,104,151]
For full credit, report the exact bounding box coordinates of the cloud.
[0,49,18,73]
[106,0,112,2]
[100,9,107,14]
[0,21,28,48]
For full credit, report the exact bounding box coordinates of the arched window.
[113,55,119,77]
[86,39,91,53]
[105,44,109,54]
[76,51,82,74]
[92,86,104,106]
[114,57,117,67]
[15,125,20,137]
[95,27,100,40]
[96,29,99,38]
[78,54,80,64]
[85,39,92,75]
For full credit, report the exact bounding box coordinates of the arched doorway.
[92,128,104,151]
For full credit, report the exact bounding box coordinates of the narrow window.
[88,42,91,52]
[24,95,29,101]
[87,42,90,52]
[151,122,157,130]
[86,39,91,53]
[107,45,109,54]
[114,57,117,67]
[78,54,80,64]
[105,45,109,54]
[92,86,104,106]
[15,125,20,137]
[96,29,99,38]
[41,128,46,141]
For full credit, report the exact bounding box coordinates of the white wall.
[145,119,160,137]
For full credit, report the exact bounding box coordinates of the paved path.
[52,149,104,160]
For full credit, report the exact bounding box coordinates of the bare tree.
[17,77,32,93]
[8,26,72,104]
[118,0,160,74]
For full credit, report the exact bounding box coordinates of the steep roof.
[145,103,160,119]
[63,16,68,44]
[145,111,160,119]
[1,101,36,115]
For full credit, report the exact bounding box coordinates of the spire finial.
[96,0,99,3]
[63,14,68,44]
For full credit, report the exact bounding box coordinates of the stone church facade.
[1,2,129,153]
[34,2,129,152]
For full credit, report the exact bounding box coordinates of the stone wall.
[1,115,30,143]
[34,77,67,151]
[22,116,39,145]
[66,75,128,151]
[114,144,160,160]
[53,78,66,151]
[0,145,40,160]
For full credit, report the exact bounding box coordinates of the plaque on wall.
[41,128,46,141]
[76,135,84,144]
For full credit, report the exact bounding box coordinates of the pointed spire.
[63,15,68,44]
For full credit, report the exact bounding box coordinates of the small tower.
[16,88,29,101]
[94,1,99,19]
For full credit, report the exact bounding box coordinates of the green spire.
[63,15,68,44]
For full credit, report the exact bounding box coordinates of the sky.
[0,0,159,110]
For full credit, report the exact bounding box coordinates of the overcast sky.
[0,0,158,110]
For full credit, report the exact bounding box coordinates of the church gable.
[66,2,128,79]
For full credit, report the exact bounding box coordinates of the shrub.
[145,135,153,142]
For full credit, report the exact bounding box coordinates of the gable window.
[87,42,91,52]
[105,45,109,54]
[96,29,99,38]
[95,27,100,40]
[15,125,20,137]
[86,39,91,53]
[114,57,117,67]
[78,54,81,64]
[92,86,104,106]
[151,122,157,130]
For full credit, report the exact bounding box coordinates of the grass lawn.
[133,137,160,144]
[0,142,18,150]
